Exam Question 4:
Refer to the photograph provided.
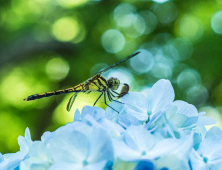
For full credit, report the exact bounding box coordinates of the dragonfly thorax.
[107,77,120,90]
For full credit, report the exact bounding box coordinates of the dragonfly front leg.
[93,92,103,106]
[104,91,119,113]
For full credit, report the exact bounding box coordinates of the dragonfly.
[24,51,140,112]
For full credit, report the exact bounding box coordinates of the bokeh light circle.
[186,86,208,106]
[45,57,70,80]
[179,15,204,41]
[113,3,136,28]
[177,69,201,91]
[101,29,125,53]
[130,49,154,73]
[211,11,222,34]
[151,63,172,79]
[52,17,80,42]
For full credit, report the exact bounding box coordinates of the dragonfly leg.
[104,91,119,113]
[108,91,124,104]
[93,92,103,106]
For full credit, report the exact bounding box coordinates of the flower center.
[82,160,88,166]
[203,157,208,163]
[147,110,152,116]
[141,151,146,155]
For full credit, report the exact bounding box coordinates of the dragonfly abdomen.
[23,86,83,101]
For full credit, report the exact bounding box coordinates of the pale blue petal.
[99,118,124,132]
[87,128,113,164]
[182,116,198,127]
[29,141,51,161]
[18,136,29,153]
[112,139,141,161]
[121,92,149,111]
[170,114,188,128]
[205,126,222,138]
[173,100,198,117]
[193,133,202,150]
[1,151,27,170]
[25,128,32,144]
[149,111,164,124]
[196,116,217,126]
[124,107,148,121]
[0,153,3,163]
[173,133,193,159]
[49,162,82,170]
[199,135,222,161]
[83,160,107,170]
[189,149,208,170]
[147,79,174,115]
[41,131,53,143]
[145,138,180,159]
[125,126,155,152]
[47,130,89,163]
[74,109,81,121]
[106,101,124,114]
[81,106,105,121]
[83,114,103,128]
[118,114,140,128]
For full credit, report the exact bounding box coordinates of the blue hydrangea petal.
[125,126,155,152]
[87,128,113,164]
[18,127,32,152]
[81,106,105,121]
[84,114,104,128]
[134,160,155,170]
[199,135,222,161]
[18,136,29,153]
[121,92,149,111]
[182,116,198,127]
[48,162,82,170]
[205,126,222,138]
[25,128,32,144]
[1,152,27,170]
[195,116,217,126]
[118,114,140,128]
[49,160,107,170]
[172,101,198,117]
[0,153,3,163]
[106,101,124,114]
[41,131,53,143]
[47,130,90,163]
[147,79,175,117]
[173,133,193,159]
[169,114,188,128]
[29,141,52,162]
[112,139,141,161]
[189,149,207,170]
[124,107,148,121]
[193,133,202,150]
[74,108,81,121]
[145,138,181,159]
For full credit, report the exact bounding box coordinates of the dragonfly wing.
[66,92,79,111]
[95,51,140,75]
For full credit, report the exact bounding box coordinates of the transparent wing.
[95,51,140,75]
[66,92,78,111]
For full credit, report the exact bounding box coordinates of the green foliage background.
[0,0,222,154]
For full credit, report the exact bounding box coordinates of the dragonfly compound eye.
[108,77,120,90]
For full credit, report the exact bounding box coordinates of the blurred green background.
[1,0,222,154]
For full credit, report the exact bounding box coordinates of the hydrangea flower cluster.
[1,79,221,170]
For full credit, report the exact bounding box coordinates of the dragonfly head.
[108,77,120,90]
